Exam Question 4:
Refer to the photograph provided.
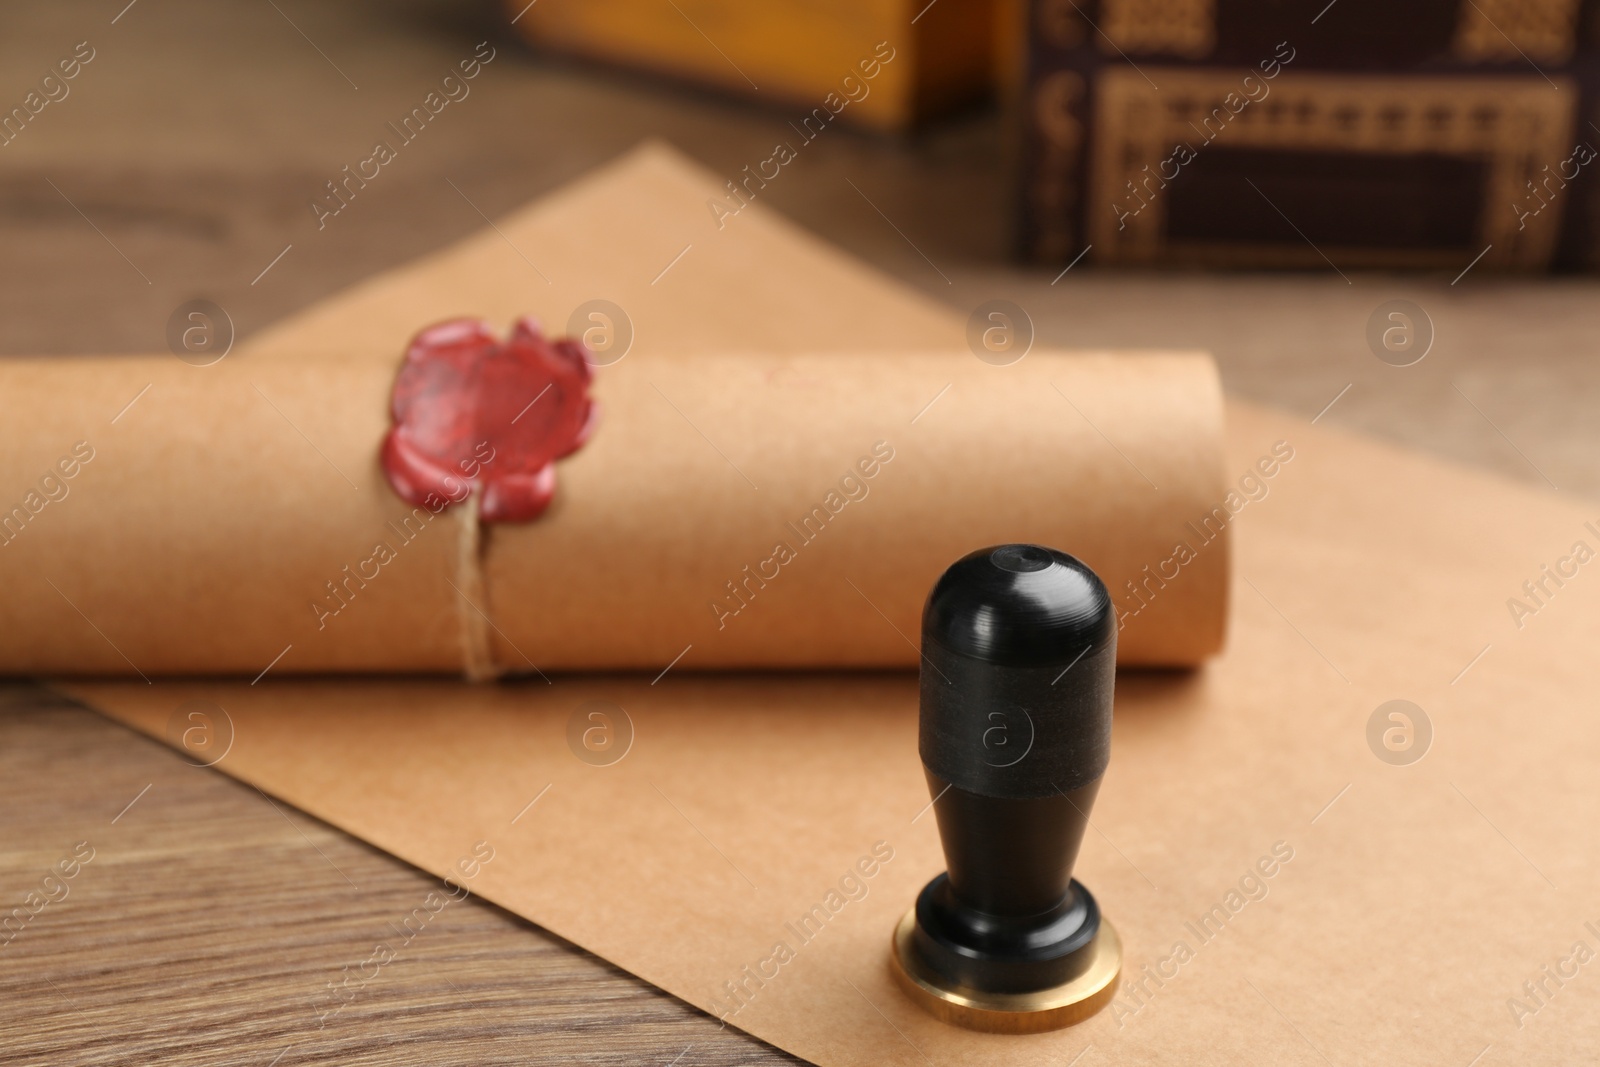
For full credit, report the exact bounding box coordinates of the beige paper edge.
[240,140,963,363]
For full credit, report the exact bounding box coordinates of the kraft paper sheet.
[78,402,1600,1066]
[239,142,961,364]
[56,145,1600,1065]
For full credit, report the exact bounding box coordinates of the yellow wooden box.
[502,0,997,131]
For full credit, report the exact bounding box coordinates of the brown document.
[0,348,1223,674]
[77,399,1600,1066]
[239,142,961,363]
[55,145,1599,1064]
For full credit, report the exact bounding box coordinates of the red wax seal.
[381,317,597,522]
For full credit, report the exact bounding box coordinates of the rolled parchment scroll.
[0,346,1226,677]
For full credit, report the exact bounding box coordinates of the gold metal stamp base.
[888,906,1122,1034]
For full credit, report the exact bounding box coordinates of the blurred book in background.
[1009,0,1600,272]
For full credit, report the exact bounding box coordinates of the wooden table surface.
[0,687,798,1066]
[3,2,1598,1065]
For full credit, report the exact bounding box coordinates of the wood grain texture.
[1,2,1597,1064]
[0,686,801,1066]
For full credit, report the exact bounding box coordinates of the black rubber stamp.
[890,544,1121,1032]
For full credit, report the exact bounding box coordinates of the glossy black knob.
[913,544,1116,995]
